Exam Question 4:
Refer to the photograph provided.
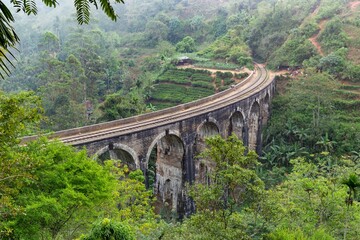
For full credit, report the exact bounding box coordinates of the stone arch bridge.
[24,64,275,216]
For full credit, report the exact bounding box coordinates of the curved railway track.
[23,64,272,146]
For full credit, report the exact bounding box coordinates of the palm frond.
[10,0,37,15]
[9,0,22,14]
[88,0,98,9]
[0,2,19,78]
[23,0,37,15]
[0,48,14,77]
[74,0,91,24]
[41,0,58,8]
[99,0,116,21]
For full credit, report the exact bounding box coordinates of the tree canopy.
[0,0,125,78]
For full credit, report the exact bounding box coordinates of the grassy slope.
[266,1,360,157]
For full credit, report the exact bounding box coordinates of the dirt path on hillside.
[349,1,360,11]
[309,20,326,56]
[309,1,360,55]
[177,64,252,76]
[177,64,254,88]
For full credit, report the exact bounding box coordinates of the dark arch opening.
[195,121,219,184]
[98,148,136,171]
[249,102,261,151]
[147,134,185,218]
[199,122,220,139]
[261,93,270,126]
[229,111,245,142]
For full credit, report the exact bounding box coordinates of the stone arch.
[261,93,270,126]
[94,143,139,170]
[196,118,220,139]
[145,130,182,165]
[248,101,261,151]
[146,131,185,214]
[229,111,246,142]
[194,119,220,184]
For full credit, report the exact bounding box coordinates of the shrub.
[176,36,196,53]
[216,71,233,78]
[235,72,249,79]
[192,81,214,90]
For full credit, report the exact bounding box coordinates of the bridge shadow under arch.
[229,111,246,143]
[146,131,185,217]
[248,101,261,151]
[194,119,220,184]
[95,143,139,171]
[261,93,270,126]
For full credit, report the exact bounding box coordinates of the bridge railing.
[22,67,259,142]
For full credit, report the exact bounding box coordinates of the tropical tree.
[163,134,264,239]
[80,218,135,240]
[341,173,360,207]
[0,91,43,236]
[175,36,196,53]
[5,140,120,239]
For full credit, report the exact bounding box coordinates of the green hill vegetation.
[148,68,246,109]
[1,0,360,239]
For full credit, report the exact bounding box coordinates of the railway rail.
[23,63,271,146]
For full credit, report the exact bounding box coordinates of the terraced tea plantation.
[148,68,248,109]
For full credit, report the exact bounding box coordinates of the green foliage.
[80,218,135,240]
[318,18,348,54]
[248,0,319,61]
[266,228,334,240]
[263,157,360,239]
[318,48,347,75]
[199,30,252,67]
[0,91,42,147]
[216,71,233,78]
[150,67,216,107]
[176,36,196,53]
[8,139,120,239]
[302,21,320,38]
[2,28,127,131]
[344,63,360,82]
[194,134,263,210]
[0,91,43,236]
[263,73,360,168]
[0,0,125,77]
[150,83,214,104]
[269,37,317,68]
[97,91,144,122]
[316,0,345,21]
[194,61,241,70]
[0,91,162,239]
[191,81,213,89]
[115,168,163,237]
[144,20,169,47]
[235,72,249,79]
[164,134,263,239]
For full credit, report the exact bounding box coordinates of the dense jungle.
[1,0,360,239]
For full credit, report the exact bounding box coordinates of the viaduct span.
[25,64,275,215]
